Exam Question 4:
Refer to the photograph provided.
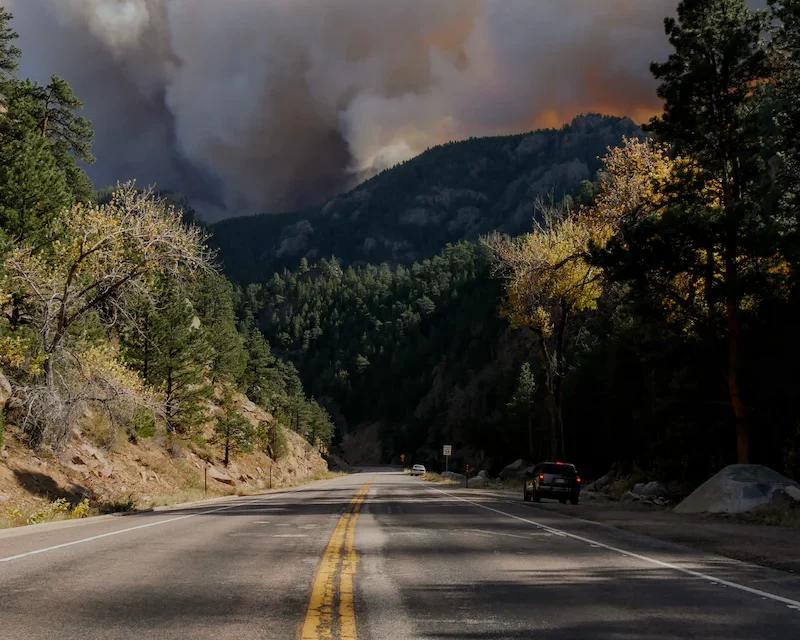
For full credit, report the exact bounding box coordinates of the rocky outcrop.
[0,370,12,408]
[207,466,235,485]
[674,464,800,515]
[499,459,530,479]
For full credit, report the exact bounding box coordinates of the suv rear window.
[542,464,576,476]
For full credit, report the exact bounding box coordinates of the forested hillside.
[232,0,800,484]
[0,6,334,523]
[212,114,643,282]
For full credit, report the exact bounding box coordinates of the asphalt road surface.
[1,470,799,639]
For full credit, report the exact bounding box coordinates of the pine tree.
[242,327,283,410]
[507,363,537,459]
[1,77,94,202]
[770,0,800,233]
[214,386,254,466]
[601,0,783,463]
[0,130,71,246]
[0,6,21,87]
[193,271,247,385]
[147,284,213,435]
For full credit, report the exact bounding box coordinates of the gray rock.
[674,464,800,515]
[441,471,466,482]
[632,483,647,495]
[785,485,800,502]
[590,467,617,491]
[0,370,11,407]
[621,491,639,501]
[641,481,669,498]
[468,475,489,488]
[207,466,235,486]
[499,459,530,479]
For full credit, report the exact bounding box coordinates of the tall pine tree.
[147,284,213,434]
[601,0,784,463]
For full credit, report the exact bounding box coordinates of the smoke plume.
[6,0,676,220]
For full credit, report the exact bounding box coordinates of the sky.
[6,0,678,221]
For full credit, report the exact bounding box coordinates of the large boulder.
[442,471,466,482]
[640,481,669,498]
[207,466,236,486]
[674,464,800,515]
[499,459,530,479]
[588,465,617,492]
[468,470,490,488]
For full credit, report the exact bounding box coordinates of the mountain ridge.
[211,114,645,283]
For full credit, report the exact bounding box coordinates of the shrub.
[83,412,120,452]
[266,422,289,460]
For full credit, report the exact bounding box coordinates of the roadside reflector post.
[204,465,208,497]
[465,463,469,489]
[270,464,273,490]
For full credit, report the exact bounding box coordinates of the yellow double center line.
[301,479,372,640]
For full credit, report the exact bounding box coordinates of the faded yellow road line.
[301,480,372,640]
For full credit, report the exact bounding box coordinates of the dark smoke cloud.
[6,0,677,221]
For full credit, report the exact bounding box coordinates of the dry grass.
[737,494,800,528]
[609,473,643,497]
[83,413,122,453]
[421,471,459,484]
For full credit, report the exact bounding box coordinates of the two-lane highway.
[1,470,799,639]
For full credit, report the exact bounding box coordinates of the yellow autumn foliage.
[580,136,673,246]
[486,205,603,337]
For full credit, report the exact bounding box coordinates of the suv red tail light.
[538,474,544,480]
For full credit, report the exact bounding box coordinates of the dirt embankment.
[0,392,329,527]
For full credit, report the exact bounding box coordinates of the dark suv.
[523,461,582,504]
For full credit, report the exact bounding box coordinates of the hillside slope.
[212,114,643,282]
[0,386,328,527]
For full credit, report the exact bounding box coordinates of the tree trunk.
[224,436,230,467]
[527,411,534,460]
[555,301,568,461]
[725,254,749,463]
[537,338,559,460]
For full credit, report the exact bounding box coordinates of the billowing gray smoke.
[6,0,676,220]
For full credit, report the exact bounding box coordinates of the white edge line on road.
[427,484,800,610]
[0,475,346,564]
[0,503,236,563]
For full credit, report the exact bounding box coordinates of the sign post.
[465,463,470,488]
[443,445,452,472]
[400,453,405,467]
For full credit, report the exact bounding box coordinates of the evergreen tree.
[770,0,800,240]
[241,327,282,409]
[0,6,20,88]
[304,398,335,450]
[1,77,94,202]
[193,271,247,384]
[602,0,781,463]
[147,284,213,434]
[507,363,537,459]
[214,386,254,466]
[0,130,71,246]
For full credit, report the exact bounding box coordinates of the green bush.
[267,422,289,460]
[129,409,157,440]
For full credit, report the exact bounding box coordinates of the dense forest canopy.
[211,114,644,282]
